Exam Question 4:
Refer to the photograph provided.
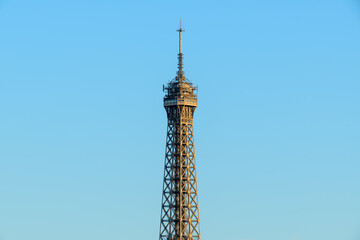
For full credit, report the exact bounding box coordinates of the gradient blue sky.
[0,1,359,240]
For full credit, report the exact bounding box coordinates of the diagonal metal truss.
[159,21,201,240]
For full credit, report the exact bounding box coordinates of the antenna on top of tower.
[177,18,184,32]
[176,19,185,80]
[177,18,184,54]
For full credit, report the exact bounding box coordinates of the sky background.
[0,1,360,240]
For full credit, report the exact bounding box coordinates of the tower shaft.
[159,22,201,240]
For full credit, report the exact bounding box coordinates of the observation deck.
[163,80,197,107]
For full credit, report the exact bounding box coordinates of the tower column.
[159,22,201,240]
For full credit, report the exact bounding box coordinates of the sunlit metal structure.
[159,21,201,240]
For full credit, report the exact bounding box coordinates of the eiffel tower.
[159,21,201,240]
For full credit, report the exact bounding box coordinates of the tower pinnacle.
[177,19,184,54]
[176,19,185,81]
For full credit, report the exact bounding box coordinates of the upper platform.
[164,78,197,107]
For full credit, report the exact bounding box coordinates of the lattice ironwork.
[159,22,201,240]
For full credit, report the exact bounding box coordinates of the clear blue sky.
[0,1,359,240]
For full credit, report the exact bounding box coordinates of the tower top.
[176,19,185,81]
[163,20,197,107]
[177,19,185,54]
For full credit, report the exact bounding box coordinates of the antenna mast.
[176,19,185,81]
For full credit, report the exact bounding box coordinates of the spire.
[178,18,183,54]
[176,19,185,82]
